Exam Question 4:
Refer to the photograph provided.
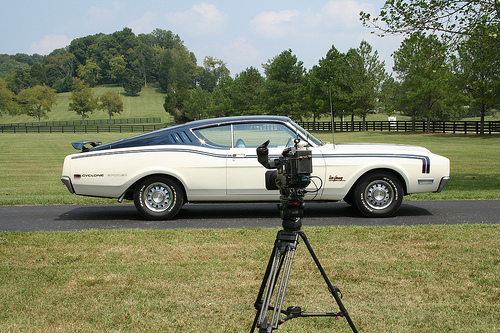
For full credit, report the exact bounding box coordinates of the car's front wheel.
[134,176,184,220]
[353,171,403,217]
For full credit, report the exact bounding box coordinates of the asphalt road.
[0,200,498,232]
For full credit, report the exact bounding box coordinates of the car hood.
[324,143,431,154]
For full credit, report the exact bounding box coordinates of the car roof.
[89,115,292,151]
[177,115,290,128]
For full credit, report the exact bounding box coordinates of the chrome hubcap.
[364,180,394,210]
[144,182,173,212]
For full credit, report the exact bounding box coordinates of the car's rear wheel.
[353,171,403,217]
[134,176,184,220]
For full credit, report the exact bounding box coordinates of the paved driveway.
[0,200,498,232]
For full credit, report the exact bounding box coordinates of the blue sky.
[0,0,403,75]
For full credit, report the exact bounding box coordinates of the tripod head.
[256,139,313,231]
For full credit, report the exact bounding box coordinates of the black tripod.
[250,199,358,333]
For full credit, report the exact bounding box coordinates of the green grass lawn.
[0,225,498,332]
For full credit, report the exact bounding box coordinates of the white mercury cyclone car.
[61,116,450,220]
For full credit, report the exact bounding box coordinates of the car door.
[226,122,325,200]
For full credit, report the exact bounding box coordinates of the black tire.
[343,191,355,206]
[134,176,184,220]
[353,171,403,217]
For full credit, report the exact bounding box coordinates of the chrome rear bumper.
[61,176,75,194]
[436,176,450,193]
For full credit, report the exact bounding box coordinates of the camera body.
[257,139,313,228]
[257,139,312,191]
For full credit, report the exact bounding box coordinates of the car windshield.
[288,120,324,146]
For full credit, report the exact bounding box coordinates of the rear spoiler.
[71,141,102,152]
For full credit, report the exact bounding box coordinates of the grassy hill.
[0,86,173,125]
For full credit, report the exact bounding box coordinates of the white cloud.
[30,35,70,54]
[250,10,300,38]
[170,3,228,35]
[318,0,373,29]
[128,12,158,34]
[87,1,125,28]
[222,37,261,70]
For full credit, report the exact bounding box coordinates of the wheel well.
[122,174,187,202]
[344,168,408,201]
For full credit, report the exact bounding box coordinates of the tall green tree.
[263,49,306,119]
[184,86,211,120]
[107,55,127,83]
[99,90,123,124]
[17,85,57,125]
[45,48,76,87]
[0,78,17,115]
[231,67,265,115]
[208,76,234,118]
[393,33,461,131]
[346,41,388,129]
[30,63,47,86]
[310,46,351,126]
[77,58,101,87]
[458,24,500,134]
[68,79,99,125]
[5,68,34,94]
[122,69,143,96]
[198,56,230,92]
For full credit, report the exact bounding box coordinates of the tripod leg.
[251,231,298,332]
[251,238,279,332]
[298,230,358,333]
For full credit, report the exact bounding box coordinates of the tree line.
[1,0,499,134]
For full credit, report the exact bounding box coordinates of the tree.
[163,84,191,121]
[158,45,197,93]
[68,79,99,125]
[107,55,127,83]
[16,85,57,125]
[0,78,17,116]
[198,56,230,92]
[77,58,101,87]
[345,41,388,129]
[5,68,33,94]
[231,67,265,115]
[208,76,235,118]
[123,70,143,96]
[30,63,47,86]
[263,49,306,119]
[360,0,500,43]
[184,86,211,120]
[45,48,76,86]
[393,33,462,131]
[99,90,123,123]
[457,24,500,134]
[309,46,351,126]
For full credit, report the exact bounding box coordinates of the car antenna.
[329,89,335,144]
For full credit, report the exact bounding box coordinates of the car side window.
[193,125,231,147]
[233,123,295,148]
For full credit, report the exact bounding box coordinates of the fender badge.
[329,175,345,182]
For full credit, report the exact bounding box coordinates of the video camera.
[256,139,313,228]
[257,139,312,191]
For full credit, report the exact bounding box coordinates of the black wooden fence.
[1,117,161,128]
[297,120,500,135]
[0,124,165,134]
